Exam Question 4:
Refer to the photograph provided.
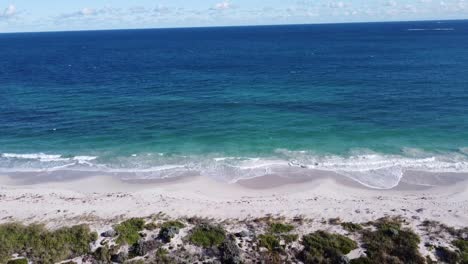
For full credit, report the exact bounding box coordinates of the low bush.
[299,231,357,263]
[258,222,297,254]
[282,234,299,244]
[341,222,363,232]
[269,222,294,234]
[188,224,226,248]
[153,248,175,264]
[6,259,28,264]
[302,231,357,254]
[0,223,97,264]
[114,218,145,245]
[93,246,115,263]
[258,234,282,252]
[161,220,185,229]
[453,239,468,264]
[435,247,461,264]
[353,218,425,264]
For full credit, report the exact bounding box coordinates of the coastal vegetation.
[0,223,97,263]
[269,222,295,234]
[158,220,186,243]
[258,234,281,252]
[351,218,425,264]
[299,231,358,263]
[6,259,27,264]
[0,216,466,263]
[188,223,226,247]
[114,218,146,245]
[341,222,363,232]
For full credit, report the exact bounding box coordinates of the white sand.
[0,173,467,228]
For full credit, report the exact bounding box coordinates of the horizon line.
[1,18,467,35]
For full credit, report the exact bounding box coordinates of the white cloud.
[385,1,397,7]
[0,4,16,19]
[129,6,148,15]
[458,0,466,9]
[403,4,417,13]
[214,1,231,10]
[327,1,346,9]
[58,6,123,20]
[12,0,467,32]
[81,8,95,16]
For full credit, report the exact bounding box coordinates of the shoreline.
[1,172,467,228]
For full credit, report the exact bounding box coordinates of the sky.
[0,0,467,32]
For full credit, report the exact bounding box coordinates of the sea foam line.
[1,153,97,161]
[1,150,467,189]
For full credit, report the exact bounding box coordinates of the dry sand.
[0,172,467,228]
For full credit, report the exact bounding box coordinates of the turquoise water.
[0,21,467,188]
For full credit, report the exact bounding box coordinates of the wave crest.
[1,149,467,189]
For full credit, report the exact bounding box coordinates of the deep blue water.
[0,21,467,188]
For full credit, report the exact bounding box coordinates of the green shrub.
[298,231,357,263]
[161,220,185,229]
[7,259,28,264]
[0,223,97,264]
[269,223,294,234]
[188,224,226,248]
[341,222,363,232]
[154,248,175,264]
[357,218,425,264]
[258,234,281,252]
[435,247,460,264]
[301,231,357,255]
[145,220,185,231]
[94,246,115,263]
[158,220,186,243]
[350,257,374,264]
[259,251,283,264]
[453,239,468,264]
[144,222,158,231]
[282,234,299,244]
[115,218,145,245]
[258,221,297,254]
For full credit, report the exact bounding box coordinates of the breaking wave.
[1,148,467,189]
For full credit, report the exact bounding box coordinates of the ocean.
[1,20,467,189]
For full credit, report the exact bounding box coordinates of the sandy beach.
[1,172,467,228]
[2,15,468,264]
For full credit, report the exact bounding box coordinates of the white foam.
[72,156,97,165]
[1,153,97,163]
[1,153,68,162]
[1,149,467,189]
[73,156,97,161]
[337,166,404,189]
[213,157,236,162]
[407,28,454,31]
